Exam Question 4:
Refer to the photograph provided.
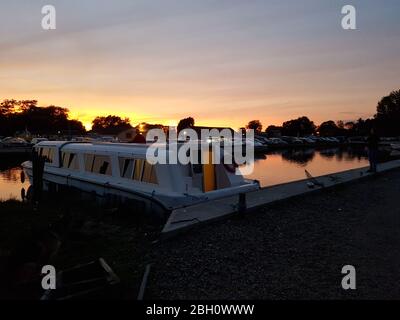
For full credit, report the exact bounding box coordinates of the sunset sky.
[1,0,399,130]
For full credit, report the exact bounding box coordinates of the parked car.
[299,137,316,144]
[0,137,32,149]
[318,137,331,143]
[266,138,288,145]
[381,137,399,142]
[256,136,270,144]
[243,138,264,147]
[305,136,320,144]
[335,136,348,143]
[328,137,340,143]
[348,136,366,144]
[254,137,267,145]
[31,137,49,145]
[280,136,303,145]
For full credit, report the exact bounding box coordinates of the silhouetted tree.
[18,100,39,113]
[92,115,132,135]
[348,118,375,136]
[336,120,345,129]
[66,119,86,135]
[344,121,357,136]
[344,121,354,129]
[282,116,316,136]
[265,125,283,137]
[246,120,262,132]
[375,89,400,136]
[318,120,339,137]
[0,99,85,136]
[177,117,195,133]
[0,99,19,116]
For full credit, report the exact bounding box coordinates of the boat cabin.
[27,141,258,210]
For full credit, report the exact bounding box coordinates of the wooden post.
[32,150,45,204]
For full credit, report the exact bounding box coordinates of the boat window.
[47,148,55,163]
[149,166,157,184]
[62,152,79,170]
[61,152,68,168]
[69,154,79,170]
[133,159,144,181]
[119,158,134,179]
[40,147,48,158]
[142,162,158,184]
[39,147,55,164]
[94,156,112,175]
[84,154,112,176]
[84,154,95,172]
[117,158,157,184]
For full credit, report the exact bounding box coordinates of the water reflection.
[277,146,370,166]
[0,156,30,201]
[281,148,316,166]
[244,146,394,187]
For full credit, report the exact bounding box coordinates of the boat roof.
[36,140,226,157]
[36,141,158,153]
[35,141,210,156]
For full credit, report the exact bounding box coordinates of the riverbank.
[145,167,400,299]
[1,168,400,299]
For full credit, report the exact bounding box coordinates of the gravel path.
[145,168,400,299]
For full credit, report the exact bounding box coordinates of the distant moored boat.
[0,137,32,154]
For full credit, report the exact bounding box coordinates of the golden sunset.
[1,1,399,129]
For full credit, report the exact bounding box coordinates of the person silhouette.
[367,127,379,173]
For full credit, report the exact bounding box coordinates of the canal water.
[244,146,371,187]
[1,146,384,201]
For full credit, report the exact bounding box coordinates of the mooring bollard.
[238,192,247,215]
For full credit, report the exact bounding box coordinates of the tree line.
[0,100,85,136]
[1,89,399,138]
[245,89,400,137]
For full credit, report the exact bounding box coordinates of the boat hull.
[22,164,170,221]
[22,161,259,221]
